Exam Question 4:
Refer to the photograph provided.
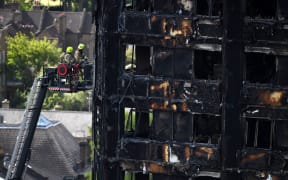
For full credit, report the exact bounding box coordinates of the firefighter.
[60,46,75,64]
[74,43,87,64]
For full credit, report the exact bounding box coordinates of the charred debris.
[93,0,288,179]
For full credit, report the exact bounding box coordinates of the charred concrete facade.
[93,0,288,179]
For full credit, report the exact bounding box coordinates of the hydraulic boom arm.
[5,77,48,180]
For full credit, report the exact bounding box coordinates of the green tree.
[6,32,60,107]
[43,91,91,111]
[62,91,90,111]
[6,33,90,110]
[43,92,65,110]
[62,0,95,11]
[4,0,33,10]
[6,32,60,88]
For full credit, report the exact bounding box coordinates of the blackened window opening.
[212,0,222,16]
[126,0,150,11]
[126,0,134,10]
[274,121,288,150]
[197,0,209,15]
[135,46,151,75]
[257,120,271,149]
[245,53,276,84]
[246,0,277,18]
[246,118,272,149]
[125,45,151,75]
[124,108,152,138]
[194,50,222,80]
[193,114,221,144]
[152,49,193,79]
[246,118,256,147]
[151,111,194,142]
[135,0,150,11]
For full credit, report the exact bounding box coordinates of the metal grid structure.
[93,0,288,179]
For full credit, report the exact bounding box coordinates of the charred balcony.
[94,0,288,179]
[121,0,288,54]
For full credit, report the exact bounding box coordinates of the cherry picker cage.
[93,0,288,179]
[5,62,93,179]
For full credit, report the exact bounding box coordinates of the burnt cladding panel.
[249,23,276,41]
[240,151,269,170]
[151,111,173,140]
[123,141,149,160]
[126,15,149,34]
[119,140,166,162]
[174,49,193,80]
[173,112,193,142]
[197,23,223,38]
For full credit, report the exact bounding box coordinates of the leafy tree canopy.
[6,32,90,111]
[4,0,33,10]
[6,32,60,88]
[43,91,91,111]
[6,32,62,108]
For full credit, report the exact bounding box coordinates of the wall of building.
[0,108,92,137]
